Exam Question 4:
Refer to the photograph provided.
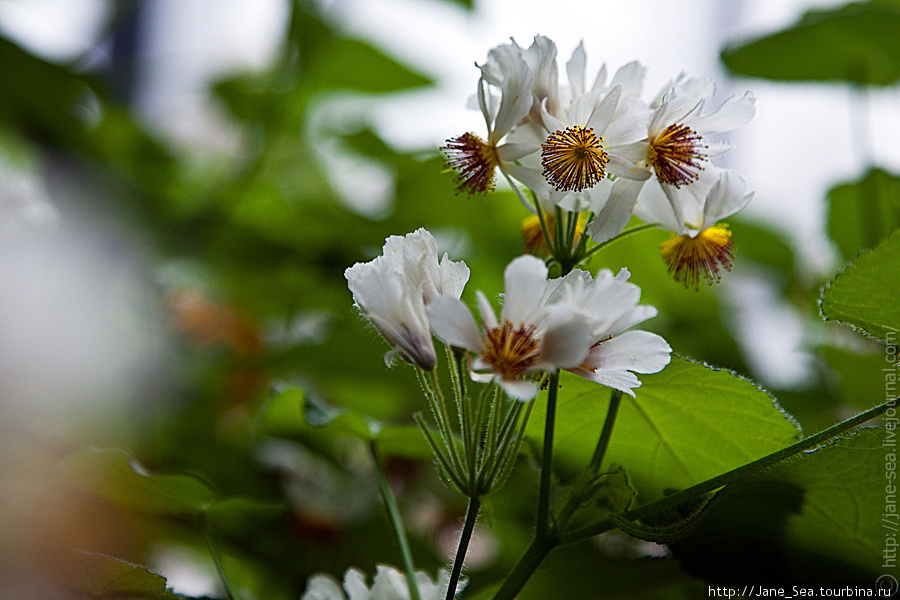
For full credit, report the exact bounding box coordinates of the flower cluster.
[443,35,756,288]
[346,230,670,400]
[301,565,456,600]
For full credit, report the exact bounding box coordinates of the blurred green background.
[0,0,896,598]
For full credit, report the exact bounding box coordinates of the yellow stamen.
[541,126,609,192]
[660,223,735,289]
[442,132,501,195]
[648,123,707,188]
[520,213,587,256]
[483,321,539,381]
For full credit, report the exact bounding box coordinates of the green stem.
[445,496,481,600]
[203,513,239,600]
[371,441,422,600]
[555,389,623,532]
[489,535,556,600]
[589,389,622,470]
[582,223,657,261]
[560,397,897,544]
[537,371,561,535]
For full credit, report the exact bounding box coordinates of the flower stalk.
[370,441,422,600]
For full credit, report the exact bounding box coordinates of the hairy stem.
[446,496,481,600]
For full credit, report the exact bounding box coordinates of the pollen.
[541,126,609,192]
[660,223,735,289]
[648,123,707,188]
[442,132,501,195]
[482,321,540,381]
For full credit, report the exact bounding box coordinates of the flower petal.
[702,169,754,226]
[586,84,621,133]
[428,296,483,353]
[583,330,672,374]
[689,91,756,134]
[500,255,548,324]
[439,252,471,300]
[586,177,645,244]
[498,377,540,401]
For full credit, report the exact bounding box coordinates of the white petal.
[569,366,641,397]
[689,91,756,134]
[499,377,540,401]
[583,330,672,374]
[586,178,644,243]
[370,565,409,600]
[500,255,548,325]
[605,304,658,336]
[476,290,499,331]
[439,253,470,300]
[301,574,346,600]
[633,180,680,233]
[607,154,652,181]
[539,98,566,133]
[702,169,755,226]
[565,40,587,98]
[427,296,484,353]
[538,305,594,369]
[497,142,539,162]
[492,61,536,139]
[609,61,647,99]
[342,569,369,600]
[586,84,621,133]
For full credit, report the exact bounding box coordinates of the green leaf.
[670,428,889,580]
[721,1,900,85]
[529,357,801,503]
[66,551,185,600]
[306,37,432,94]
[256,388,433,460]
[727,217,796,279]
[827,168,900,262]
[64,448,218,516]
[821,228,900,344]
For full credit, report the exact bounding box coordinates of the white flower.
[545,267,672,394]
[587,79,756,245]
[501,38,651,214]
[635,169,754,288]
[442,50,536,200]
[345,229,470,369]
[427,255,670,399]
[301,565,456,600]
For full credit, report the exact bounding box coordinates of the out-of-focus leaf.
[64,448,217,516]
[827,168,900,262]
[671,429,887,581]
[821,229,900,344]
[727,218,796,278]
[527,357,801,503]
[721,1,900,85]
[66,551,185,600]
[256,388,432,460]
[306,37,432,94]
[820,345,889,409]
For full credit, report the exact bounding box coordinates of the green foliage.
[828,168,900,262]
[257,387,434,460]
[64,448,218,516]
[822,229,900,344]
[721,1,900,85]
[528,358,801,503]
[66,551,186,600]
[669,429,889,581]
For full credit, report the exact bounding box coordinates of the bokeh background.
[0,0,895,598]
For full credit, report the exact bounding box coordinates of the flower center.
[442,132,501,195]
[482,321,539,381]
[648,124,707,188]
[659,223,734,289]
[541,126,609,192]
